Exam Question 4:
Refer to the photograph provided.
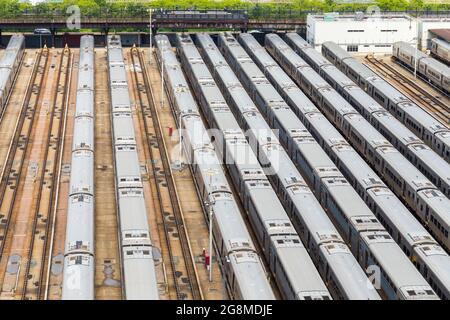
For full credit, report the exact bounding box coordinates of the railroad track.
[365,55,450,127]
[43,50,79,300]
[20,46,71,300]
[0,47,49,298]
[93,49,122,300]
[128,47,202,300]
[0,47,70,300]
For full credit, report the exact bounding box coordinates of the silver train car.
[393,41,450,94]
[176,33,332,300]
[196,32,379,300]
[321,41,450,163]
[258,33,450,299]
[431,38,450,65]
[62,35,95,300]
[224,32,437,300]
[155,35,275,300]
[285,34,450,204]
[282,34,450,253]
[107,35,159,300]
[0,34,25,113]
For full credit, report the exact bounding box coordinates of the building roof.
[308,13,413,22]
[417,16,450,22]
[429,28,450,42]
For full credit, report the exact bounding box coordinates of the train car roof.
[321,64,356,87]
[0,49,20,68]
[275,244,330,297]
[432,38,450,50]
[363,235,432,289]
[377,148,434,189]
[302,47,334,68]
[420,56,450,73]
[5,34,25,50]
[415,244,450,293]
[122,255,159,300]
[366,76,411,104]
[322,41,352,62]
[367,187,434,245]
[229,251,275,300]
[418,189,450,226]
[325,182,373,218]
[394,41,429,60]
[409,144,450,185]
[399,102,449,133]
[342,58,378,80]
[117,190,149,231]
[0,70,10,90]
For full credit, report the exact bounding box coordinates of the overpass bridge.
[2,9,448,36]
[0,14,306,35]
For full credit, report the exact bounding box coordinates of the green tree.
[376,0,409,11]
[409,0,425,10]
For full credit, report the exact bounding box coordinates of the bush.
[0,0,448,19]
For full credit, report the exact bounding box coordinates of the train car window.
[347,45,358,52]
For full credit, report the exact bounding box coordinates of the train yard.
[364,55,450,125]
[0,31,449,300]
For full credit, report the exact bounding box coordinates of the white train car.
[238,32,438,300]
[155,34,275,299]
[286,34,450,253]
[393,41,450,94]
[107,35,159,300]
[321,41,450,163]
[261,33,450,299]
[431,38,450,65]
[197,32,379,300]
[62,35,95,300]
[176,33,331,300]
[0,34,25,113]
[287,34,450,217]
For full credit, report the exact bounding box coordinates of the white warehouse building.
[417,16,450,50]
[306,13,418,54]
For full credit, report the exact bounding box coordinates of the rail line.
[20,46,71,300]
[144,49,230,299]
[365,55,450,126]
[128,47,202,300]
[94,49,122,300]
[0,48,49,279]
[43,50,80,300]
[1,49,71,299]
[151,48,276,300]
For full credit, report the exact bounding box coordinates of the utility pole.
[205,169,217,282]
[414,40,418,78]
[208,197,213,282]
[179,112,182,161]
[161,47,164,109]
